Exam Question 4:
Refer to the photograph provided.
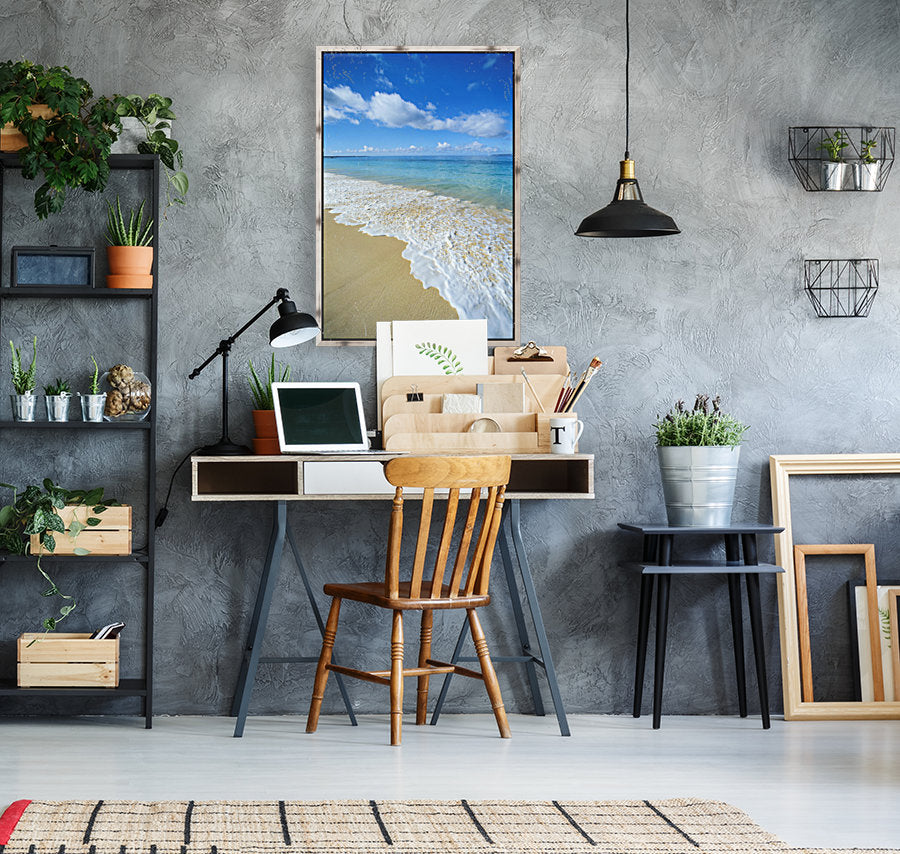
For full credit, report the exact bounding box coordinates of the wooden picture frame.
[793,544,883,702]
[315,46,520,346]
[770,453,900,720]
[889,588,900,700]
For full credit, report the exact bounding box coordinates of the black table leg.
[741,533,770,729]
[652,573,671,730]
[633,573,653,718]
[724,533,747,718]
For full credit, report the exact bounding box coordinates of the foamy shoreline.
[323,171,513,339]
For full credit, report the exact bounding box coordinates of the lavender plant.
[655,394,749,447]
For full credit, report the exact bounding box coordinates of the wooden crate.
[17,633,119,688]
[29,505,132,556]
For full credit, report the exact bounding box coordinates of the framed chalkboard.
[11,246,95,288]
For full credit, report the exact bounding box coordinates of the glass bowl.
[101,367,152,422]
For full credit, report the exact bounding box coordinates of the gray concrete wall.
[1,0,899,718]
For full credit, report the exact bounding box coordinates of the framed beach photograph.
[316,46,520,345]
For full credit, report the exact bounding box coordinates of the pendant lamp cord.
[624,0,630,160]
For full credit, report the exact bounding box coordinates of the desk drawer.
[303,460,394,495]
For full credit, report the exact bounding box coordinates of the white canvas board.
[376,321,393,428]
[855,585,897,702]
[390,319,489,377]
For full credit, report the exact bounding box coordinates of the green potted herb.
[112,94,188,210]
[654,394,749,526]
[79,355,106,422]
[817,130,849,191]
[105,197,154,289]
[43,377,71,422]
[0,480,119,634]
[9,337,37,421]
[0,59,119,218]
[854,138,880,191]
[249,355,291,454]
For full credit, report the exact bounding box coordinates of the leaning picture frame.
[769,453,900,720]
[315,46,520,346]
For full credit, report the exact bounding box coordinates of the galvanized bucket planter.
[658,445,740,527]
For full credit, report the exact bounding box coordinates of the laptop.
[272,382,370,453]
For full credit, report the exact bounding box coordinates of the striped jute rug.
[0,799,896,854]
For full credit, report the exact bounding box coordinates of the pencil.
[521,369,546,413]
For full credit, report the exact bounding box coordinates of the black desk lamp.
[189,287,319,455]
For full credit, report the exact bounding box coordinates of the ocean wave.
[324,172,513,339]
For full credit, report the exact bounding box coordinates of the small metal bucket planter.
[658,445,741,527]
[10,393,36,421]
[79,393,107,422]
[821,161,848,190]
[853,161,880,191]
[45,393,72,422]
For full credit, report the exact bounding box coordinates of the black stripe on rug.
[643,801,700,848]
[552,801,596,846]
[83,801,104,845]
[278,801,291,846]
[460,800,493,845]
[369,801,392,846]
[184,800,194,846]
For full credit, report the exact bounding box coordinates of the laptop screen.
[272,382,368,452]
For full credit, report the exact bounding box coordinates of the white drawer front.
[303,461,394,495]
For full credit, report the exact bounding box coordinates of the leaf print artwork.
[414,342,464,375]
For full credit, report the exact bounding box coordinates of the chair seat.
[323,580,491,610]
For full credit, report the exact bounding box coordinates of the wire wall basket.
[804,259,879,318]
[789,127,895,191]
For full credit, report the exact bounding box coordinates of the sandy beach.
[322,209,458,340]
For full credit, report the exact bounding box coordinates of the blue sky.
[322,51,514,156]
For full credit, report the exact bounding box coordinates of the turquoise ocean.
[322,154,513,211]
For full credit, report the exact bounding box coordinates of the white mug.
[549,416,584,454]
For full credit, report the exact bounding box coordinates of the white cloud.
[483,55,498,69]
[467,82,479,91]
[366,91,434,129]
[431,110,508,138]
[436,141,451,150]
[426,102,437,111]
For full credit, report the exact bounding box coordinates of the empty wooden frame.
[793,544,883,703]
[770,454,900,720]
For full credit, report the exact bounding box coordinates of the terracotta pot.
[106,274,153,289]
[252,437,281,455]
[107,245,153,276]
[1,104,56,152]
[252,409,277,439]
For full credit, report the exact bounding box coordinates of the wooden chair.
[306,455,512,745]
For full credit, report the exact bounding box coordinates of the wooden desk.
[192,453,594,737]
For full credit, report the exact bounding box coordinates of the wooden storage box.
[29,505,132,556]
[17,633,120,688]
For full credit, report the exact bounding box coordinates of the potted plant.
[817,130,849,190]
[249,355,291,454]
[43,377,71,422]
[853,137,880,191]
[0,59,119,218]
[105,197,153,289]
[0,480,119,634]
[79,355,106,421]
[654,394,749,527]
[9,337,37,421]
[112,94,188,210]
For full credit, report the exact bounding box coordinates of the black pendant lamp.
[575,0,680,238]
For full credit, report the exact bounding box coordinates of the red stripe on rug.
[0,800,30,845]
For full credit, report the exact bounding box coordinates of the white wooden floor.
[0,714,898,849]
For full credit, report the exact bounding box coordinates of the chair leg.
[468,609,511,738]
[306,597,341,734]
[390,610,404,746]
[417,609,433,725]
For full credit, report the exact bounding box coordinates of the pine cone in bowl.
[107,363,135,390]
[104,389,128,417]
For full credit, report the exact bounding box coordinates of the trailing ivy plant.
[654,394,749,447]
[249,354,291,410]
[0,59,119,218]
[0,480,119,634]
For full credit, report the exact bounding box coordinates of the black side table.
[618,523,784,730]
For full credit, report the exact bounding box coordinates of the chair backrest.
[381,455,511,600]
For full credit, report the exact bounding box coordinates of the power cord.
[155,446,202,528]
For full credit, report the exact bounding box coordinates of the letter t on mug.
[549,416,584,454]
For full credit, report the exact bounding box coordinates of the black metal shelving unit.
[0,152,158,728]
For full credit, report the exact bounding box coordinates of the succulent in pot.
[817,130,849,191]
[853,137,880,191]
[9,337,37,421]
[249,355,291,454]
[654,394,749,527]
[105,197,153,289]
[44,377,72,422]
[79,355,106,422]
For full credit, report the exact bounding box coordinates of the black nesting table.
[618,523,784,729]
